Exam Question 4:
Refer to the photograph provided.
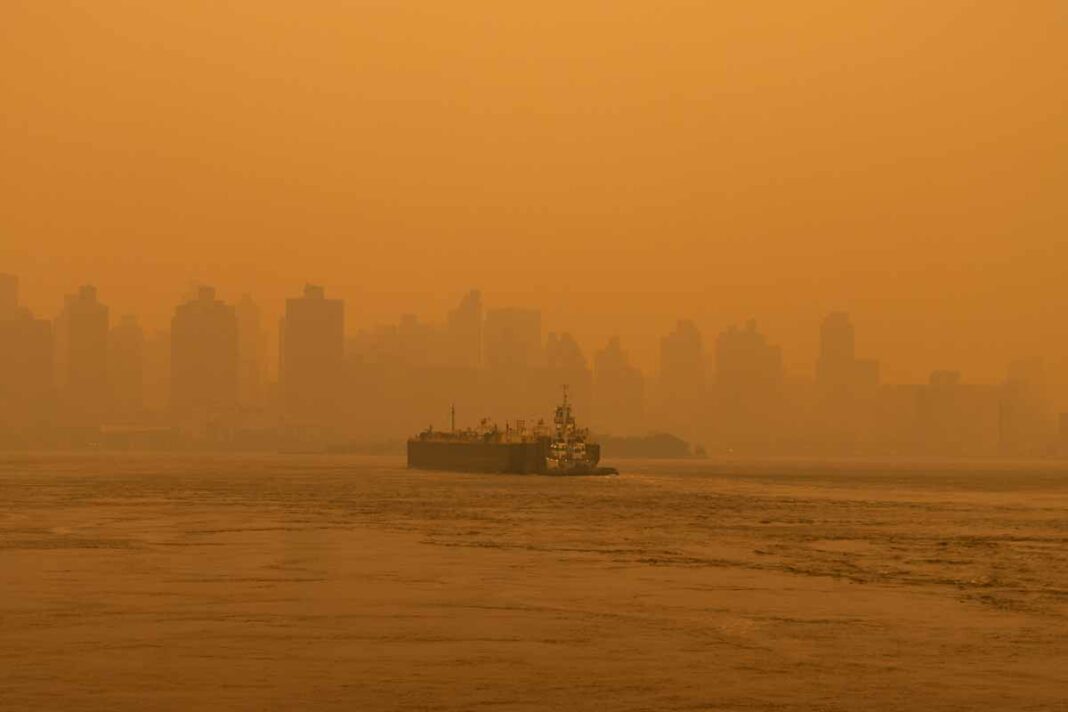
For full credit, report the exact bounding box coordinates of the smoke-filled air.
[4,3,1067,456]
[3,3,1068,711]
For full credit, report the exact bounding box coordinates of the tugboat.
[545,387,617,475]
[407,387,617,476]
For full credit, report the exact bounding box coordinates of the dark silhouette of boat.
[407,388,617,476]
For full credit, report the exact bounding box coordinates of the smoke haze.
[4,2,1066,381]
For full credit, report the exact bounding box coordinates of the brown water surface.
[2,455,1067,710]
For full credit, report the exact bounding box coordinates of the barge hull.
[407,440,547,474]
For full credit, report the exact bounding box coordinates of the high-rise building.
[816,312,878,394]
[659,320,704,402]
[0,276,53,429]
[816,312,854,385]
[999,358,1054,455]
[55,285,109,424]
[170,286,239,419]
[656,320,706,439]
[546,332,587,372]
[280,284,344,426]
[483,308,541,370]
[108,315,144,420]
[712,320,783,449]
[593,336,644,435]
[715,320,782,391]
[811,312,880,451]
[445,290,482,369]
[544,331,592,419]
[919,370,1001,455]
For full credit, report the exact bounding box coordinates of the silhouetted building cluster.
[171,286,239,424]
[1,271,1066,456]
[55,285,109,425]
[811,312,880,450]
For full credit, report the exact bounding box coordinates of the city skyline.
[2,272,1065,456]
[7,273,1067,387]
[5,271,1067,387]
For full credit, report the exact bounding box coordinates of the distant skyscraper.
[817,312,854,383]
[999,358,1054,455]
[810,312,880,451]
[593,336,644,435]
[544,331,592,423]
[905,370,1002,456]
[715,320,782,391]
[659,320,705,403]
[656,319,706,439]
[816,312,879,394]
[712,320,783,448]
[170,286,239,419]
[0,276,53,428]
[55,285,109,424]
[280,284,344,426]
[484,307,541,370]
[546,332,587,372]
[445,290,482,369]
[108,315,144,420]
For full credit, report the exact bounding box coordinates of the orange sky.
[2,1,1066,381]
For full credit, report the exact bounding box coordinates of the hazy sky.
[3,1,1066,381]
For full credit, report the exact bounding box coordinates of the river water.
[1,454,1066,710]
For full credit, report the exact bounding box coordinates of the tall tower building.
[715,320,782,392]
[810,312,880,451]
[545,331,592,419]
[280,284,344,426]
[817,312,855,390]
[657,319,706,438]
[546,332,587,372]
[816,312,878,394]
[445,289,482,369]
[0,275,54,428]
[55,285,109,424]
[711,320,784,449]
[170,286,239,419]
[659,320,705,402]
